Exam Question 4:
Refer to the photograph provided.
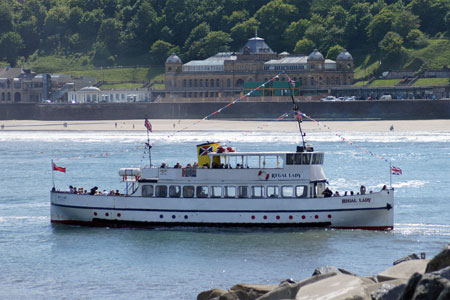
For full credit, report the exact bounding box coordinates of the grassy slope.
[353,39,450,83]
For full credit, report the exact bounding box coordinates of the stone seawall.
[1,100,450,120]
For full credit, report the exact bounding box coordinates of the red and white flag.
[144,118,152,132]
[390,166,402,175]
[52,162,66,173]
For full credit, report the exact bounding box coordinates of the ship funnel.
[196,142,221,168]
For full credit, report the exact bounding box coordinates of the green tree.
[378,31,404,61]
[0,32,24,66]
[283,19,311,52]
[408,0,450,35]
[183,22,210,52]
[150,40,179,64]
[392,10,420,38]
[326,5,348,29]
[97,18,122,54]
[188,31,232,59]
[92,41,113,66]
[222,10,249,32]
[367,8,395,43]
[16,17,40,56]
[304,23,327,49]
[230,18,260,50]
[254,0,298,52]
[326,44,344,59]
[293,38,315,54]
[344,2,372,48]
[0,1,14,36]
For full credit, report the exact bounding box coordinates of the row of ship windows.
[142,185,308,199]
[286,153,324,165]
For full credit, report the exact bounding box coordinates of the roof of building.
[80,86,101,92]
[265,56,335,65]
[240,35,275,54]
[166,53,182,64]
[0,67,30,79]
[336,49,353,61]
[183,52,236,67]
[307,49,324,61]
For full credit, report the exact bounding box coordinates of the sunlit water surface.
[0,129,449,299]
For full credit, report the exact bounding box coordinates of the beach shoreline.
[1,119,450,132]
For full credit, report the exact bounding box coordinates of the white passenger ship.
[51,141,394,230]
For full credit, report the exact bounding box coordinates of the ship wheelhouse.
[136,145,327,200]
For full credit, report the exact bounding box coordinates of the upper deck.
[138,150,326,184]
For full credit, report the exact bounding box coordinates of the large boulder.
[399,272,450,300]
[229,284,276,300]
[311,266,356,276]
[197,288,227,300]
[425,244,450,273]
[377,259,429,282]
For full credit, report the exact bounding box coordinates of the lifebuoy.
[258,170,269,180]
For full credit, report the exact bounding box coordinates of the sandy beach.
[1,119,450,132]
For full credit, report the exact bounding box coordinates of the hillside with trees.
[1,0,450,78]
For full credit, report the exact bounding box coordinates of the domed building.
[164,35,354,100]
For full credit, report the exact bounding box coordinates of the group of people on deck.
[160,161,247,169]
[67,185,120,196]
[322,185,380,198]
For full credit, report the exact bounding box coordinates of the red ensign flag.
[53,163,66,173]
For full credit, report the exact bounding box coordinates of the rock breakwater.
[198,244,450,300]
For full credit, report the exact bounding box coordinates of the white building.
[68,86,152,103]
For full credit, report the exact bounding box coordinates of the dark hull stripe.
[50,219,392,231]
[51,202,391,213]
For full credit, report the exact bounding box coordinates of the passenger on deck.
[160,162,167,168]
[360,185,366,195]
[334,191,340,197]
[381,185,387,191]
[69,185,74,193]
[193,162,198,168]
[90,186,98,195]
[115,189,120,195]
[212,162,218,168]
[174,162,181,168]
[350,191,354,196]
[323,187,332,197]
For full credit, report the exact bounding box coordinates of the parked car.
[380,94,392,100]
[320,96,337,102]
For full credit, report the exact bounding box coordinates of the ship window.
[252,186,264,198]
[238,186,249,198]
[183,186,195,198]
[211,186,222,198]
[302,153,311,165]
[155,185,167,197]
[169,185,181,197]
[312,153,324,164]
[196,186,209,198]
[267,186,279,198]
[286,154,294,165]
[296,186,307,198]
[142,185,154,197]
[225,186,236,198]
[282,186,294,197]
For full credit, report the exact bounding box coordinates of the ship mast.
[287,76,306,149]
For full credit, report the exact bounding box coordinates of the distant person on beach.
[390,125,394,131]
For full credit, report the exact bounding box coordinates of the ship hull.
[51,189,394,230]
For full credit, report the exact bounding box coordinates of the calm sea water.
[1,127,449,300]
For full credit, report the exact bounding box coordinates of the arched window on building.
[227,79,231,87]
[200,79,203,87]
[194,79,197,87]
[1,92,4,101]
[319,77,323,85]
[236,79,244,87]
[326,77,330,85]
[183,79,186,87]
[7,92,11,101]
[310,64,315,70]
[205,79,209,87]
[216,79,220,87]
[310,77,315,86]
[210,79,214,88]
[189,79,192,87]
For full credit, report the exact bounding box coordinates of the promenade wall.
[1,100,450,120]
